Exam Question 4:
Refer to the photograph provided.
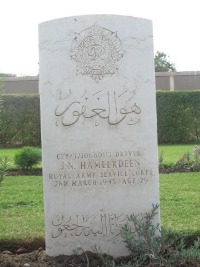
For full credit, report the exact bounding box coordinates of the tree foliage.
[154,51,176,72]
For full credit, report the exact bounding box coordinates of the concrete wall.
[156,71,200,91]
[2,76,39,94]
[2,72,200,94]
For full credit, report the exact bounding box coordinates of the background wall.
[156,71,200,91]
[2,71,200,94]
[2,76,39,94]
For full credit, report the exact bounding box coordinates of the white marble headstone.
[39,15,159,257]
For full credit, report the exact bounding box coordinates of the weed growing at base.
[94,204,200,266]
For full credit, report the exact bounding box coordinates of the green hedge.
[0,95,41,147]
[156,91,200,143]
[0,92,200,147]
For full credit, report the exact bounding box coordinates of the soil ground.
[1,248,200,267]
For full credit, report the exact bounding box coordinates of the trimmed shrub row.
[157,91,200,143]
[0,91,200,146]
[0,94,41,147]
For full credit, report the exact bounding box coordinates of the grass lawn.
[158,144,197,164]
[0,144,198,169]
[0,173,200,244]
[0,148,20,168]
[0,176,44,241]
[160,172,200,235]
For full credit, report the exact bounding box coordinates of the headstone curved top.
[39,15,159,257]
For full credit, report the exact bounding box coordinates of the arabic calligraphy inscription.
[52,213,130,238]
[55,89,141,127]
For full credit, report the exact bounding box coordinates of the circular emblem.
[70,23,125,82]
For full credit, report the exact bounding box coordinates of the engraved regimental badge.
[70,23,125,82]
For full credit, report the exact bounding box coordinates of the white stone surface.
[39,15,159,257]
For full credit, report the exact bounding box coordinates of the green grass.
[160,172,200,234]
[0,148,20,168]
[0,176,44,241]
[1,145,198,169]
[0,173,200,244]
[158,144,197,164]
